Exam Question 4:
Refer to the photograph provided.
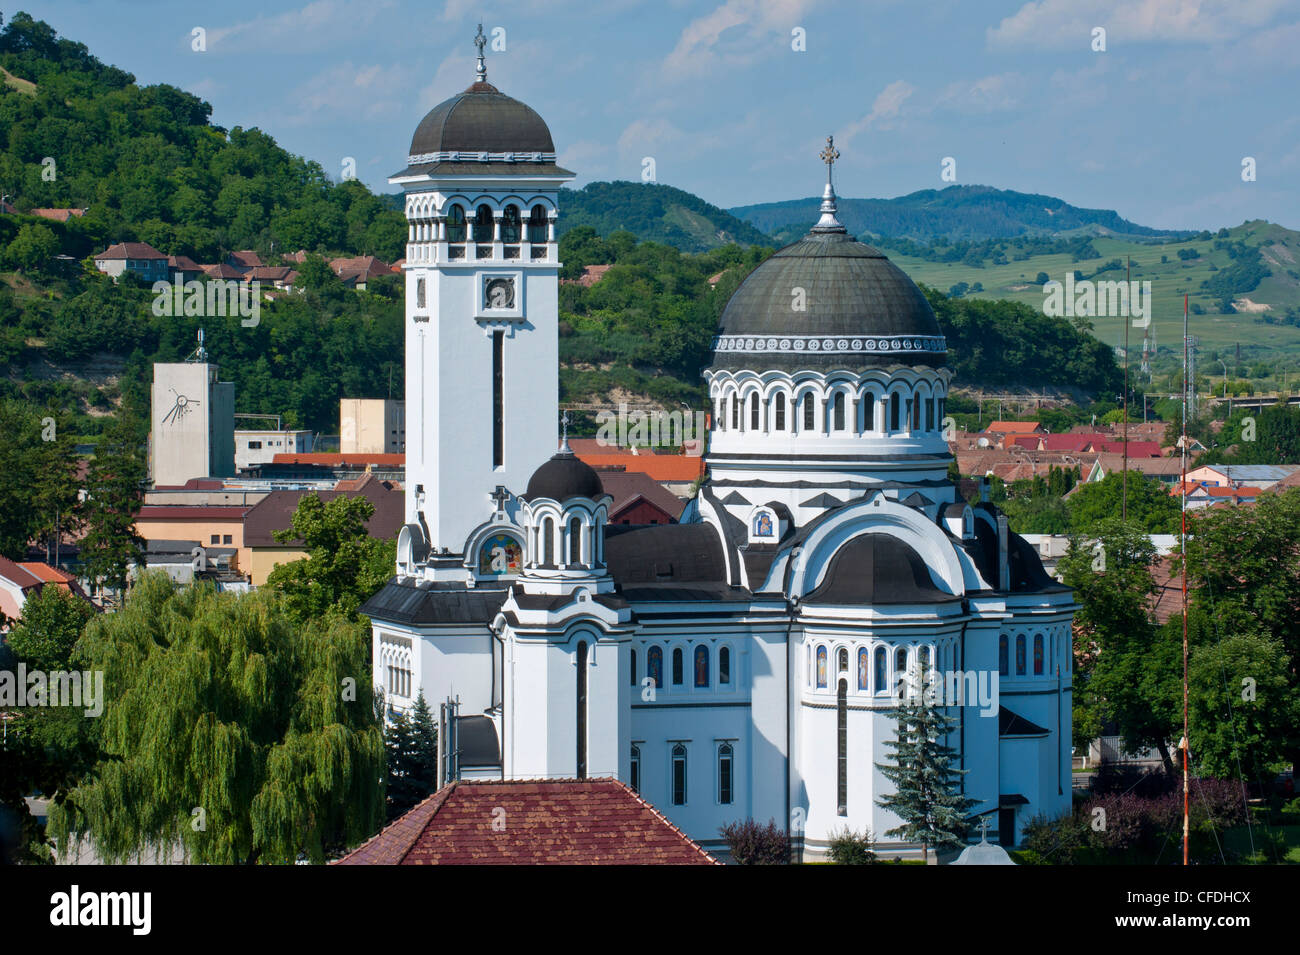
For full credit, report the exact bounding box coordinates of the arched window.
[925,397,935,431]
[895,646,907,677]
[833,392,845,431]
[750,393,760,431]
[857,647,870,691]
[815,646,828,688]
[774,393,786,430]
[862,392,875,432]
[890,392,901,431]
[1015,635,1026,675]
[802,394,815,432]
[718,742,734,805]
[719,646,731,685]
[528,204,548,243]
[837,677,848,816]
[576,640,588,778]
[999,635,1009,676]
[473,203,494,243]
[501,204,521,243]
[730,395,738,430]
[919,646,930,672]
[630,744,641,794]
[671,743,687,805]
[647,645,663,688]
[837,647,848,672]
[542,518,555,566]
[445,203,466,243]
[874,646,887,694]
[568,516,582,565]
[912,394,921,432]
[672,647,683,685]
[694,645,709,688]
[1033,634,1044,675]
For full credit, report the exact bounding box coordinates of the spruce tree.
[875,663,975,863]
[408,692,439,799]
[78,408,146,602]
[384,707,418,820]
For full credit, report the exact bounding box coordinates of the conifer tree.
[384,707,419,820]
[408,692,439,797]
[875,663,975,863]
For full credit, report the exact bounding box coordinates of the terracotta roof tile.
[336,778,717,865]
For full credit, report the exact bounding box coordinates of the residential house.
[593,469,689,525]
[94,242,168,282]
[30,207,87,223]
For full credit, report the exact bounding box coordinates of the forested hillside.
[557,181,772,252]
[732,184,1191,245]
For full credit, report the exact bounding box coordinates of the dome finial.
[812,135,847,234]
[474,23,488,83]
[559,410,572,454]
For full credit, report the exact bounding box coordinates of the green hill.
[557,181,772,252]
[732,184,1190,244]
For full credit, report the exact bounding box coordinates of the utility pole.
[1122,256,1130,523]
[1181,293,1190,867]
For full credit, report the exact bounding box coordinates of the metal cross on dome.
[560,410,572,451]
[474,23,487,82]
[820,135,840,185]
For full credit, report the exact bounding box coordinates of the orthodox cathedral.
[362,32,1075,859]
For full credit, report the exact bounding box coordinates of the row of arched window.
[438,202,550,244]
[713,382,946,438]
[632,644,733,690]
[629,741,734,806]
[812,643,946,695]
[526,510,604,570]
[998,632,1068,677]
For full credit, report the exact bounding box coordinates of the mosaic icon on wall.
[479,533,522,575]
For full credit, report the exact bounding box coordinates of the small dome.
[409,83,555,157]
[524,450,603,502]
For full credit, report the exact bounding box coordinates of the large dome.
[524,450,603,502]
[709,216,946,373]
[408,81,555,158]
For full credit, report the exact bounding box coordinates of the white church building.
[362,32,1076,859]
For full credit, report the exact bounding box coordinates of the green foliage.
[385,691,438,820]
[1066,471,1181,535]
[77,407,146,595]
[46,574,385,864]
[5,584,95,672]
[265,493,396,623]
[0,399,81,560]
[718,818,790,864]
[826,827,877,864]
[1201,404,1300,465]
[558,181,772,252]
[874,672,975,858]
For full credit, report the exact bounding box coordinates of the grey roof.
[999,706,1049,737]
[456,715,501,768]
[804,533,957,605]
[952,839,1016,865]
[407,82,556,158]
[360,578,508,625]
[605,523,729,586]
[1213,465,1300,482]
[708,230,946,373]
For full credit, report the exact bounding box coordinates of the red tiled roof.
[228,250,264,269]
[30,207,86,222]
[561,264,613,288]
[203,263,245,279]
[245,266,292,281]
[984,420,1043,434]
[594,469,688,521]
[242,476,402,547]
[269,452,404,467]
[96,241,165,260]
[335,778,718,865]
[0,555,44,590]
[576,451,704,483]
[1098,440,1163,458]
[1041,434,1097,453]
[330,255,391,279]
[167,254,203,272]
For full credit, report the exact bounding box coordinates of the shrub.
[719,818,790,865]
[1021,812,1086,865]
[827,827,876,864]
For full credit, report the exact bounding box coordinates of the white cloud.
[936,73,1022,112]
[205,0,398,53]
[839,79,914,145]
[987,0,1292,50]
[282,61,414,127]
[661,0,821,80]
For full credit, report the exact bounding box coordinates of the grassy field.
[886,221,1300,375]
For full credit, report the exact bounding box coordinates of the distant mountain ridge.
[731,184,1194,245]
[556,181,772,252]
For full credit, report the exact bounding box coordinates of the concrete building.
[234,429,314,472]
[93,241,168,283]
[341,398,406,453]
[150,362,235,487]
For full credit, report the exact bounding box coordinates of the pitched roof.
[30,207,86,222]
[0,555,44,590]
[591,469,687,521]
[95,241,165,260]
[135,505,251,521]
[242,475,403,547]
[203,263,245,279]
[335,778,717,865]
[984,420,1043,434]
[574,450,705,483]
[227,250,264,269]
[167,254,203,271]
[268,452,404,467]
[329,255,392,279]
[560,263,613,288]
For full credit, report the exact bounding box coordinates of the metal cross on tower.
[559,410,572,452]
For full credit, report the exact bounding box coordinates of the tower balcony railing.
[405,240,557,265]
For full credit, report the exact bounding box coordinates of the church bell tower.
[390,26,575,572]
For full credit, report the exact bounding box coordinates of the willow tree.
[47,572,385,864]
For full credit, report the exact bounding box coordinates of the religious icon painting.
[478,533,522,575]
[752,510,774,538]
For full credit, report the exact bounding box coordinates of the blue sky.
[25,0,1300,231]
